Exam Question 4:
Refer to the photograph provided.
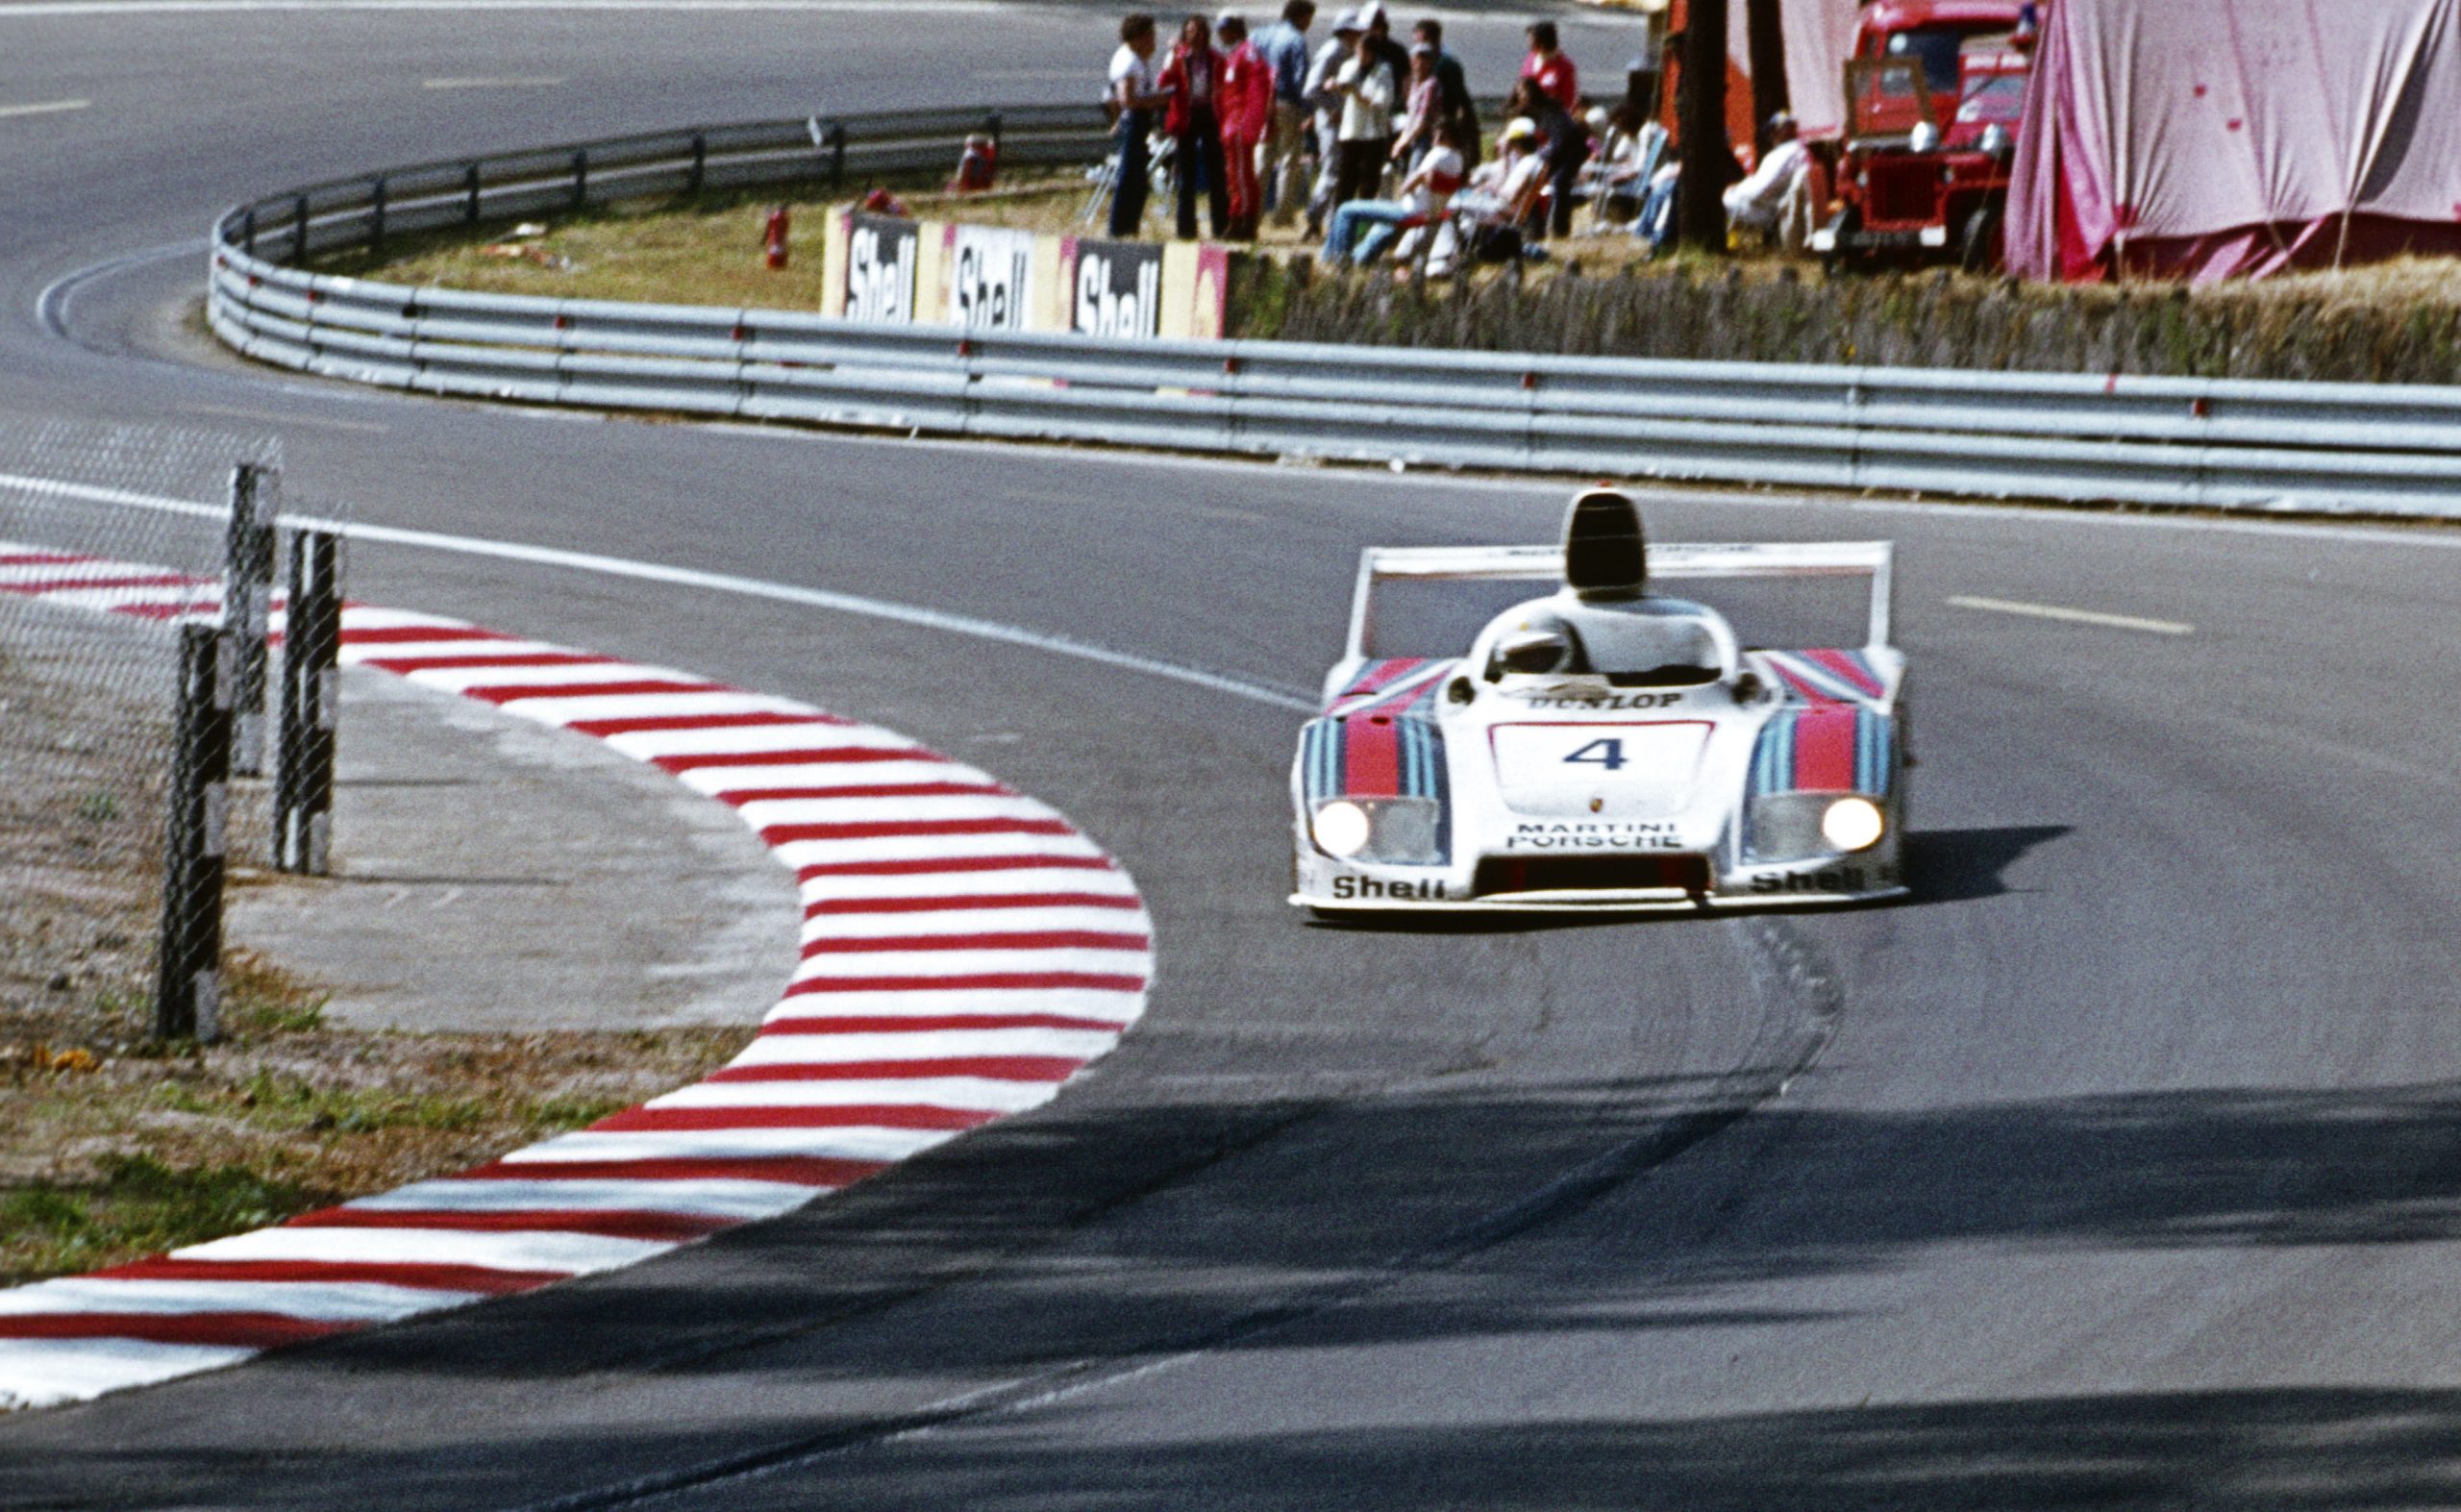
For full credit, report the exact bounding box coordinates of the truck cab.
[1812,0,2033,272]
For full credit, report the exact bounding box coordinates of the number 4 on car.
[1564,738,1628,770]
[1291,488,1910,915]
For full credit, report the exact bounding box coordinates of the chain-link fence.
[0,420,288,1053]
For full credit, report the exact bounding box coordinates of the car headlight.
[1820,796,1887,853]
[1747,792,1889,861]
[1313,801,1372,858]
[1311,798,1444,864]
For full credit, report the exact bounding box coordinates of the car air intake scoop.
[1563,488,1647,602]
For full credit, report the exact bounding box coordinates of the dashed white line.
[1947,594,2194,636]
[422,76,564,88]
[0,98,89,119]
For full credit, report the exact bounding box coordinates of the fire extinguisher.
[763,205,790,270]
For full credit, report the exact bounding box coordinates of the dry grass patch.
[303,170,2461,383]
[308,177,1126,309]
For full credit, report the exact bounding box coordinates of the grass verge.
[1,950,751,1286]
[301,161,2461,384]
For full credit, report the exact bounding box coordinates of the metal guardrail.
[208,109,2461,519]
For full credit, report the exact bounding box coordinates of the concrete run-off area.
[232,668,798,1033]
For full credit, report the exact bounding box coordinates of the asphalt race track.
[8,7,2461,1507]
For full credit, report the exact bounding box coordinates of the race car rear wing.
[1347,541,1896,659]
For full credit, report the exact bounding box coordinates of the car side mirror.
[1447,676,1476,706]
[1732,671,1766,704]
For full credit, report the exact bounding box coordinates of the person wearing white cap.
[1448,114,1549,255]
[1301,8,1365,235]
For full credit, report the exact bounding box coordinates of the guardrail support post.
[369,176,386,250]
[275,529,342,877]
[572,149,589,209]
[465,161,483,224]
[293,192,311,261]
[689,133,707,196]
[828,123,846,191]
[241,208,257,256]
[985,111,1003,146]
[155,625,232,1044]
[223,462,279,779]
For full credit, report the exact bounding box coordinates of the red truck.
[1811,0,2034,272]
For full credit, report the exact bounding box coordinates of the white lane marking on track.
[422,75,565,87]
[0,473,1316,711]
[34,238,198,340]
[0,98,89,118]
[1946,594,2194,636]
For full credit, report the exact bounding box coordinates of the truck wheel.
[1959,204,2005,274]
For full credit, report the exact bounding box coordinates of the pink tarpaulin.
[1779,0,1862,139]
[2008,0,2461,282]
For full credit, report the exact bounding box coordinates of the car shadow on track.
[1904,824,2071,905]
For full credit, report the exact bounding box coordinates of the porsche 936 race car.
[1291,490,1907,914]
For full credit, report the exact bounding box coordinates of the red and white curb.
[0,544,1154,1411]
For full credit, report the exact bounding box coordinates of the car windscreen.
[1363,573,1877,659]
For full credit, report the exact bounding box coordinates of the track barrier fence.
[0,422,342,1049]
[204,107,2461,518]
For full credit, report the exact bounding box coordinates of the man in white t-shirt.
[1106,13,1168,237]
[1723,112,1809,235]
[1321,117,1463,266]
[1327,23,1399,215]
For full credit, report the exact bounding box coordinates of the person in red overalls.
[1157,13,1230,239]
[1215,12,1277,239]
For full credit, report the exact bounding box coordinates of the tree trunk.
[1678,0,1731,251]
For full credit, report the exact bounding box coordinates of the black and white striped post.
[223,461,280,778]
[274,528,341,875]
[154,625,233,1043]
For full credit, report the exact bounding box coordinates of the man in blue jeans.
[1321,115,1463,267]
[1254,0,1315,222]
[1107,13,1168,237]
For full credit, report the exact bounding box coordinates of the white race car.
[1291,490,1908,914]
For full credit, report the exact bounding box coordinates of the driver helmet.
[1492,624,1579,678]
